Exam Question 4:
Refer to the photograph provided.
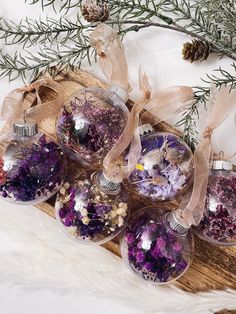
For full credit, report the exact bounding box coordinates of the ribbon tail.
[177,84,236,227]
[176,138,212,227]
[90,24,130,91]
[141,86,194,125]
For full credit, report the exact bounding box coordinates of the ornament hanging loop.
[218,151,224,160]
[176,84,236,228]
[0,74,65,136]
[203,126,213,138]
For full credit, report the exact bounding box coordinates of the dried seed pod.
[182,39,210,63]
[82,0,109,23]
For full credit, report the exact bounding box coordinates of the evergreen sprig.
[1,0,235,75]
[177,64,236,149]
[108,0,236,61]
[25,0,82,13]
[160,0,236,54]
[0,0,236,148]
[0,16,92,47]
[0,42,91,81]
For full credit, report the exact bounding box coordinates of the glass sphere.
[55,170,129,244]
[56,87,129,167]
[126,132,193,202]
[194,168,236,246]
[0,132,66,205]
[121,207,194,284]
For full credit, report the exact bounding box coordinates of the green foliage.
[0,41,92,81]
[0,16,91,46]
[160,0,236,54]
[25,0,82,13]
[0,0,236,147]
[176,64,236,149]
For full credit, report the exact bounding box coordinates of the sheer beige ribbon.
[175,84,236,228]
[103,69,194,183]
[90,24,130,91]
[0,75,65,135]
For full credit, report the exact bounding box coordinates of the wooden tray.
[23,67,236,313]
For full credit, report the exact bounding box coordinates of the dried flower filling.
[195,174,236,245]
[55,171,129,244]
[126,132,193,202]
[0,135,65,204]
[121,208,192,283]
[56,89,128,166]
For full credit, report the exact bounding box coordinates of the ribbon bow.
[0,75,65,136]
[90,24,194,184]
[103,68,194,183]
[203,127,213,138]
[90,23,130,93]
[176,84,236,227]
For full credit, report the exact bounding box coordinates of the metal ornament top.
[13,120,38,137]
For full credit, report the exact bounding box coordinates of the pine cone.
[82,1,109,23]
[182,39,210,62]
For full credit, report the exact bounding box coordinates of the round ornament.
[0,121,66,205]
[126,131,193,202]
[56,87,129,167]
[194,160,236,246]
[55,170,129,244]
[121,206,194,284]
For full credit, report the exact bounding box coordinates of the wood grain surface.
[28,67,235,313]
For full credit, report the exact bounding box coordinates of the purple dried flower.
[136,251,146,263]
[0,134,65,204]
[56,89,128,166]
[156,237,166,250]
[127,132,193,202]
[173,242,182,252]
[121,208,193,284]
[143,262,153,272]
[55,171,129,244]
[126,232,135,244]
[195,173,236,244]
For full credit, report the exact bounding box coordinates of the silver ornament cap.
[13,120,38,137]
[212,160,233,171]
[97,171,121,194]
[166,211,189,235]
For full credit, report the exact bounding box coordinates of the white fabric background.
[0,1,235,314]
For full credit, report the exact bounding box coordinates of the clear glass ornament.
[121,206,194,284]
[55,170,129,244]
[56,87,129,167]
[0,121,66,205]
[126,131,194,202]
[194,160,236,246]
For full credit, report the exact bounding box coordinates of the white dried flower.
[80,208,88,217]
[74,199,85,212]
[64,182,70,189]
[82,217,90,225]
[59,186,66,195]
[63,195,71,204]
[117,203,128,216]
[118,216,124,227]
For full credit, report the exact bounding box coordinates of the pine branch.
[0,16,92,47]
[176,64,236,149]
[1,0,236,148]
[0,43,92,82]
[25,0,82,13]
[1,1,236,60]
[160,0,236,53]
[108,19,236,61]
[108,0,236,61]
